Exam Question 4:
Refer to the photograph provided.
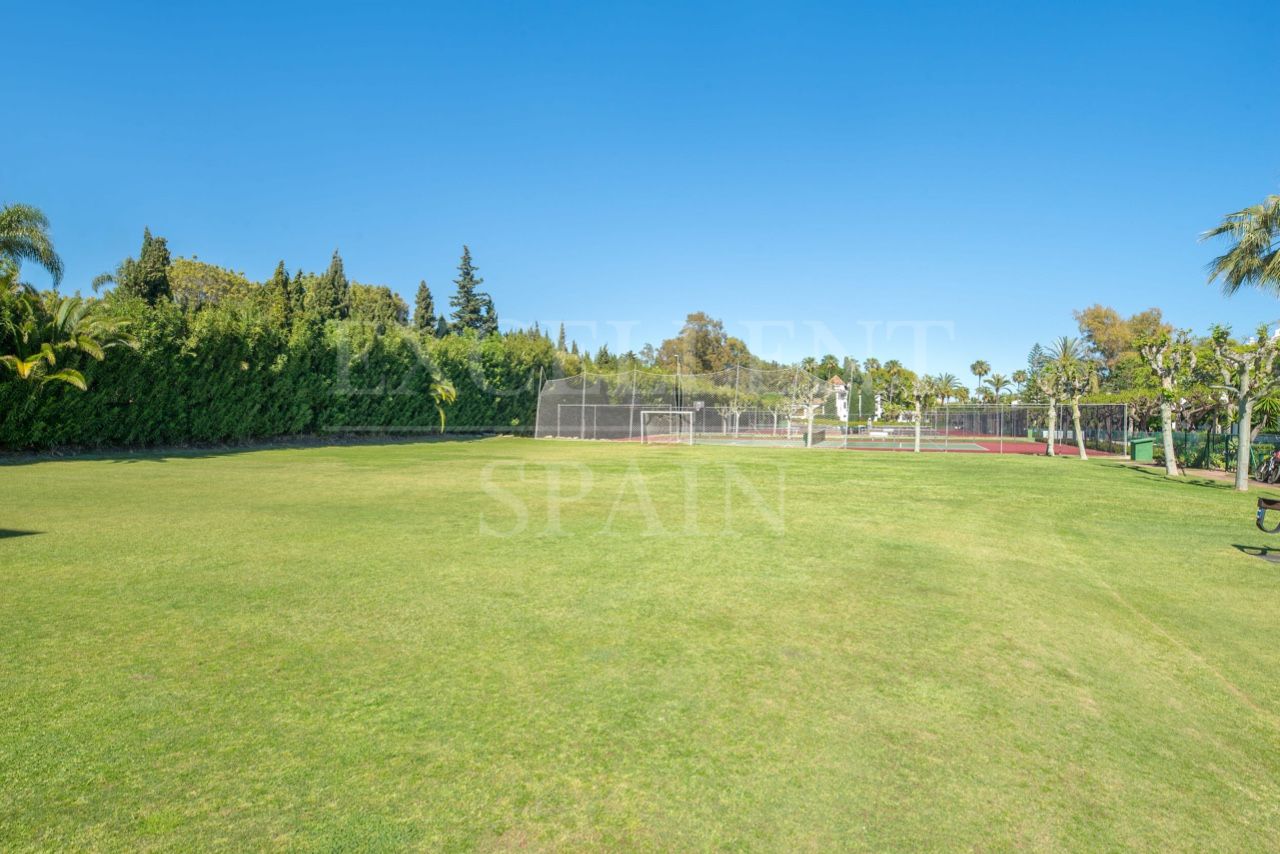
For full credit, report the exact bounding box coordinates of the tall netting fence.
[534,366,845,447]
[913,403,1129,453]
[536,373,1128,455]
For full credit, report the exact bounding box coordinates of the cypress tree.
[267,260,292,329]
[478,293,498,337]
[108,228,172,304]
[449,245,489,333]
[308,249,350,320]
[291,269,309,317]
[414,280,436,334]
[435,316,449,338]
[557,323,566,351]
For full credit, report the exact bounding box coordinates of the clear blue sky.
[6,1,1280,380]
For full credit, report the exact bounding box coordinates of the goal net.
[640,410,694,444]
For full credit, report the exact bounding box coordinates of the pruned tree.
[1209,324,1280,491]
[1049,337,1098,460]
[1033,364,1061,456]
[1137,330,1196,476]
[910,375,940,453]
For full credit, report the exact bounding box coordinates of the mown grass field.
[3,438,1279,850]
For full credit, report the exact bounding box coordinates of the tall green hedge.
[0,300,555,451]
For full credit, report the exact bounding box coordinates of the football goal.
[639,410,694,445]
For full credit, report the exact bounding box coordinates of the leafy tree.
[168,257,257,310]
[95,228,172,305]
[1209,324,1280,491]
[350,283,408,329]
[449,245,494,334]
[1202,194,1280,296]
[656,312,749,373]
[413,280,436,334]
[0,203,63,286]
[306,250,350,320]
[1137,330,1197,476]
[1073,304,1169,380]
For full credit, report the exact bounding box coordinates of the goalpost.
[639,410,694,445]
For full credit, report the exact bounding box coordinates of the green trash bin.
[1129,437,1154,462]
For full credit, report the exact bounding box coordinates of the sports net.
[849,403,1128,453]
[640,410,694,444]
[535,371,1128,455]
[534,365,845,447]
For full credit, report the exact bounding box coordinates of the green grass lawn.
[3,438,1279,850]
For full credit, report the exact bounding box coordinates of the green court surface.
[2,438,1278,849]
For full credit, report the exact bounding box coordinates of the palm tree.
[0,203,63,287]
[1,275,137,389]
[984,373,1011,402]
[970,360,990,396]
[936,373,961,403]
[429,376,457,433]
[1202,194,1280,296]
[1011,369,1028,392]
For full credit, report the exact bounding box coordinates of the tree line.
[3,190,1279,488]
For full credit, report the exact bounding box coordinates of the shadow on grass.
[1233,544,1280,564]
[0,432,501,467]
[0,530,41,540]
[1101,462,1240,491]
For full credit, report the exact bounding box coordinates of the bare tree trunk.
[1070,396,1087,460]
[1236,395,1253,491]
[913,400,922,453]
[1046,399,1057,456]
[1159,400,1178,476]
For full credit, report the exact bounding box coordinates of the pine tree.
[267,260,292,329]
[557,323,566,351]
[414,280,436,334]
[449,245,491,333]
[307,249,350,320]
[1027,342,1048,376]
[435,315,449,338]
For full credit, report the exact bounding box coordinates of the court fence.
[535,368,1128,455]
